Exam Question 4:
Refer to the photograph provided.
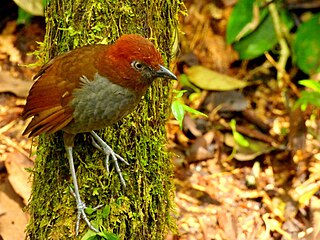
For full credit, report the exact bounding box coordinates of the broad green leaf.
[226,0,269,44]
[227,0,254,43]
[171,101,185,129]
[234,13,275,59]
[299,79,320,92]
[17,8,33,24]
[186,65,248,91]
[81,230,98,240]
[293,13,320,74]
[233,8,294,60]
[295,91,320,109]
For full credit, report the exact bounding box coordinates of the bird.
[22,34,177,235]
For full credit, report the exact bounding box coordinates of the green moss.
[26,0,178,239]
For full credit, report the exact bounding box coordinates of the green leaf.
[230,119,249,147]
[85,207,96,215]
[172,89,187,99]
[233,8,294,60]
[82,229,119,240]
[101,205,110,218]
[186,65,248,91]
[81,230,98,240]
[281,8,295,30]
[233,13,275,59]
[225,133,274,161]
[171,100,185,129]
[178,74,200,93]
[298,79,320,92]
[43,0,49,6]
[98,231,119,240]
[295,91,320,109]
[226,0,269,43]
[233,131,250,147]
[226,0,254,43]
[17,8,33,24]
[293,13,320,74]
[182,104,207,117]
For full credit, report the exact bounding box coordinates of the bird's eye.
[131,61,143,71]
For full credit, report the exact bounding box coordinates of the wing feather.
[22,44,108,137]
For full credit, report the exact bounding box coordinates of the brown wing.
[22,44,108,137]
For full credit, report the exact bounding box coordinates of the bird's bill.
[156,65,177,80]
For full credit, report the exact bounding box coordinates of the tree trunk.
[25,0,179,239]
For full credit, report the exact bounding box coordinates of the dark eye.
[131,61,143,71]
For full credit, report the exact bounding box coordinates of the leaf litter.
[1,1,320,240]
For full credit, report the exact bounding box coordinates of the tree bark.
[25,0,179,239]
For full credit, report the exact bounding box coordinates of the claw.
[91,137,102,152]
[90,131,129,187]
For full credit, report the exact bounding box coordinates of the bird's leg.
[90,131,129,187]
[65,146,100,235]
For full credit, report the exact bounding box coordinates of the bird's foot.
[70,187,102,235]
[90,131,129,187]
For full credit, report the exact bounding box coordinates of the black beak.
[155,65,177,80]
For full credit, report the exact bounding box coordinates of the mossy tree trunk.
[26,0,179,239]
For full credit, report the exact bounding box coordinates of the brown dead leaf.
[0,71,32,98]
[186,65,248,91]
[205,91,248,112]
[217,210,237,240]
[187,131,215,162]
[5,152,33,205]
[225,133,274,161]
[183,114,203,138]
[0,179,29,240]
[310,196,320,240]
[289,108,307,152]
[13,0,44,16]
[0,21,21,64]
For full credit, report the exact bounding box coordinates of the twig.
[0,133,31,159]
[265,52,300,97]
[268,2,290,87]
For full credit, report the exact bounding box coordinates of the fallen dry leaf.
[0,71,33,98]
[5,152,33,205]
[186,65,248,91]
[225,133,274,161]
[13,0,44,16]
[0,179,29,240]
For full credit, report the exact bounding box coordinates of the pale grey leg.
[66,146,99,235]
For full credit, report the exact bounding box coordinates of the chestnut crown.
[96,34,176,91]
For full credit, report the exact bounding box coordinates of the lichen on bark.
[25,0,179,239]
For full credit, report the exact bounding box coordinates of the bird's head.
[96,34,176,92]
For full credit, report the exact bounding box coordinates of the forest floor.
[1,0,320,240]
